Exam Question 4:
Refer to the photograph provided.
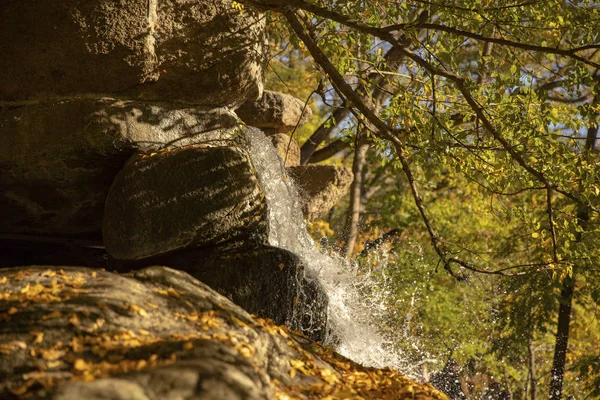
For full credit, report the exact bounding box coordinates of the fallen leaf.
[42,310,63,320]
[73,359,89,371]
[0,341,27,354]
[129,304,148,317]
[30,330,44,344]
[40,348,66,361]
[68,313,80,326]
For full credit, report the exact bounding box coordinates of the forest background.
[238,0,600,399]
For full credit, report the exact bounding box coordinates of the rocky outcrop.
[288,165,354,221]
[103,145,267,260]
[0,100,244,237]
[236,90,312,134]
[112,245,328,341]
[0,0,266,106]
[269,133,301,167]
[0,266,447,400]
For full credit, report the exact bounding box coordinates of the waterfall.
[246,127,414,373]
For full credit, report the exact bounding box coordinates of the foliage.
[246,0,600,398]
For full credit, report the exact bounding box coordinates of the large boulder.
[235,90,312,133]
[0,266,447,399]
[103,145,268,260]
[269,133,301,167]
[0,0,265,106]
[0,99,244,238]
[113,245,328,341]
[288,165,353,221]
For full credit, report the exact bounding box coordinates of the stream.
[247,127,416,374]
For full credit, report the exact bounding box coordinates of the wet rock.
[0,0,266,106]
[103,145,268,260]
[288,165,353,221]
[0,265,446,400]
[236,91,312,133]
[115,245,328,341]
[269,133,301,167]
[0,99,243,237]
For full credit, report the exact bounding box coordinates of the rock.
[114,245,328,341]
[0,0,266,106]
[0,238,107,268]
[0,266,275,399]
[0,266,445,400]
[0,99,244,237]
[236,90,312,133]
[269,133,301,167]
[103,145,268,260]
[288,165,354,221]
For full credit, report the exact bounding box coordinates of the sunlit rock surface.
[0,266,448,400]
[103,145,267,260]
[0,0,266,106]
[236,91,312,134]
[288,165,353,221]
[0,100,243,237]
[268,133,301,167]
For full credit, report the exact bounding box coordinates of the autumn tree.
[242,0,600,398]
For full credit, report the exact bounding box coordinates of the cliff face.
[0,1,445,399]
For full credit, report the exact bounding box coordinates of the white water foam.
[246,127,414,373]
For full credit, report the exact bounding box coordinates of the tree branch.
[384,22,600,68]
[282,9,469,279]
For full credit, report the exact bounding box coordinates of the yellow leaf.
[532,232,540,238]
[129,304,148,317]
[73,359,89,371]
[40,348,65,361]
[0,341,27,354]
[136,359,147,370]
[68,313,80,326]
[42,311,63,320]
[8,307,18,315]
[20,283,31,293]
[0,277,7,284]
[290,368,297,378]
[30,330,44,344]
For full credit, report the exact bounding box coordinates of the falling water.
[246,127,415,373]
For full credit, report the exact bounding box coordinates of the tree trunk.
[528,337,537,400]
[342,142,369,258]
[548,275,574,400]
[548,123,597,400]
